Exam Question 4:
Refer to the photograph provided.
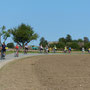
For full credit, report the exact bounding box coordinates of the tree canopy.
[39,37,48,47]
[10,23,38,47]
[0,26,10,44]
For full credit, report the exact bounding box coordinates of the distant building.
[78,42,84,47]
[48,41,58,45]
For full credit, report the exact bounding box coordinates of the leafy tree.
[7,43,14,48]
[49,42,57,48]
[84,43,90,49]
[3,30,10,42]
[0,26,10,44]
[66,42,72,47]
[39,37,48,47]
[72,40,78,42]
[70,42,80,50]
[84,37,89,43]
[77,39,83,42]
[58,37,66,43]
[0,26,6,44]
[66,34,72,42]
[10,23,38,48]
[57,42,65,49]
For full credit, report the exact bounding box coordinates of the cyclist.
[45,45,48,53]
[82,47,85,53]
[40,45,43,53]
[24,43,28,54]
[64,46,67,53]
[14,44,19,57]
[68,47,71,53]
[0,43,2,59]
[53,45,57,53]
[1,42,6,59]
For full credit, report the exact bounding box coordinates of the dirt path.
[0,55,90,90]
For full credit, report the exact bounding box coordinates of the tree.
[70,42,80,50]
[66,34,72,42]
[39,37,48,47]
[7,43,14,48]
[84,43,90,49]
[10,23,38,48]
[84,37,89,43]
[0,26,6,44]
[77,39,83,42]
[0,26,10,44]
[58,37,66,43]
[57,42,65,49]
[3,30,10,42]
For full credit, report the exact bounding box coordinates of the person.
[45,45,48,53]
[0,43,2,59]
[24,43,28,54]
[14,44,19,57]
[82,47,85,53]
[53,45,57,53]
[64,46,67,53]
[49,47,52,53]
[40,45,43,53]
[68,47,71,53]
[88,48,90,53]
[1,42,6,59]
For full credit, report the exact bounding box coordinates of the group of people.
[14,43,29,57]
[40,45,57,53]
[64,46,90,53]
[40,45,49,53]
[0,43,29,59]
[64,46,71,53]
[0,42,90,59]
[82,47,90,53]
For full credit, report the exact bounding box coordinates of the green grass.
[6,50,40,55]
[6,51,14,54]
[6,50,90,55]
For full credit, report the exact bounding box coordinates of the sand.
[0,54,90,90]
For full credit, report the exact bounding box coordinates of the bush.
[57,42,65,49]
[70,42,80,50]
[84,43,90,50]
[7,43,14,48]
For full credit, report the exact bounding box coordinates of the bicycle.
[14,49,19,57]
[1,50,5,59]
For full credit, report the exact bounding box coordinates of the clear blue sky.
[0,0,90,45]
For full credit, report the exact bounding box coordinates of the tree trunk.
[22,43,24,49]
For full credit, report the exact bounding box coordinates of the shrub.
[7,43,14,48]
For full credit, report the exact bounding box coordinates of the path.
[0,53,45,69]
[0,52,89,69]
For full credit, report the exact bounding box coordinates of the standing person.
[15,44,19,57]
[1,42,6,59]
[24,43,28,54]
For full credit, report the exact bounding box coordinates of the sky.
[0,0,90,46]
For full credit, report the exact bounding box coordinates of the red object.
[16,45,19,49]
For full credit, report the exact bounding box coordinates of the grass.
[6,50,90,55]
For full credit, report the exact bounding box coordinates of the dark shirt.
[2,45,6,50]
